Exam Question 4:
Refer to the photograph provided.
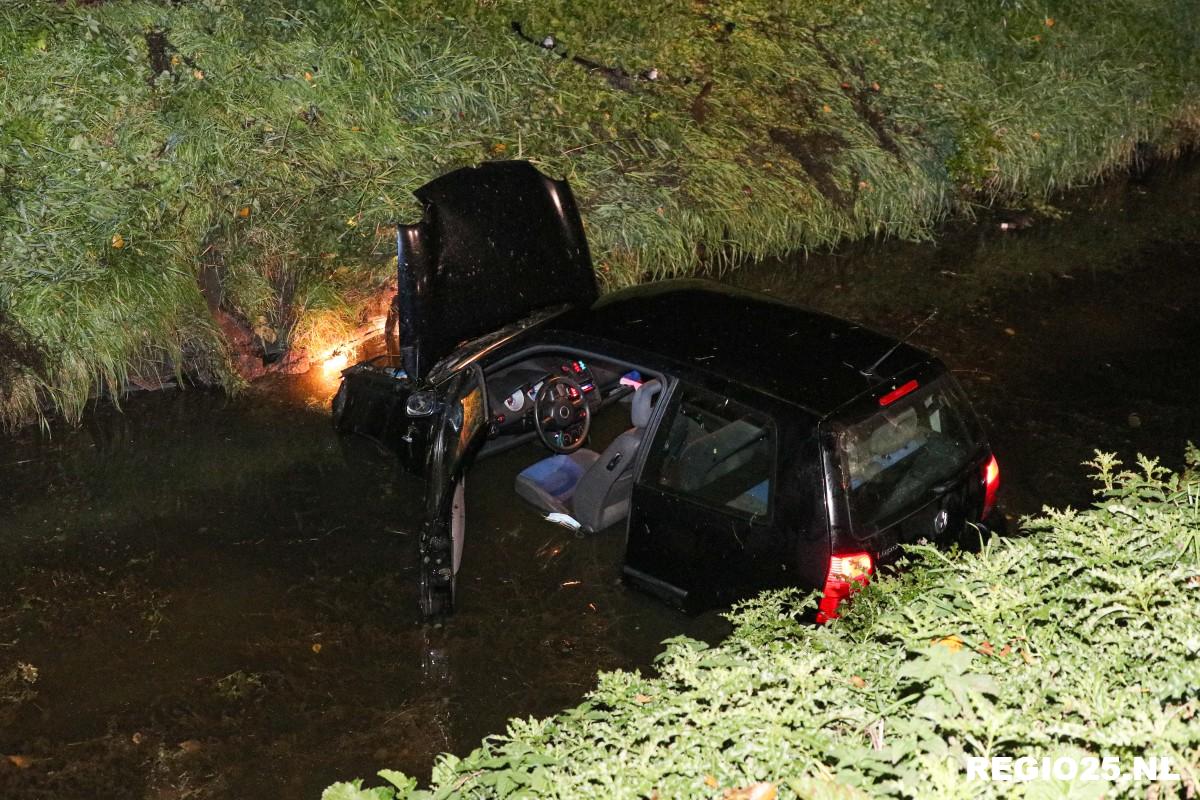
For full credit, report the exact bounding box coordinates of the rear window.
[832,375,982,530]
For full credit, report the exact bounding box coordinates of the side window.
[644,387,775,518]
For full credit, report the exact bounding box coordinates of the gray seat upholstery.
[513,449,600,515]
[515,379,662,532]
[677,419,767,491]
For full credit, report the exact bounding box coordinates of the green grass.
[2,0,1198,427]
[324,448,1200,799]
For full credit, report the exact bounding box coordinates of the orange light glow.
[316,316,388,372]
[322,353,349,374]
[312,314,389,388]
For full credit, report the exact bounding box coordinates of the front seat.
[515,380,662,532]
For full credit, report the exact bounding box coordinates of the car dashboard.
[481,354,632,453]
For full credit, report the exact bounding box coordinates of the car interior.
[476,350,665,534]
[650,392,773,518]
[473,349,777,536]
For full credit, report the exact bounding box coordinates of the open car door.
[418,363,488,617]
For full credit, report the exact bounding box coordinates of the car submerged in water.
[332,160,1001,619]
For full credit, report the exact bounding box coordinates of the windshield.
[425,305,569,385]
[832,375,982,531]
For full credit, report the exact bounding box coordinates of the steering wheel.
[533,375,591,453]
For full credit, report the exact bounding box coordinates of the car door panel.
[419,364,488,617]
[623,382,782,610]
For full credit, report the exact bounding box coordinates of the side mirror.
[406,391,439,417]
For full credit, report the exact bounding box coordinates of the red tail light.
[817,552,873,624]
[982,454,1000,519]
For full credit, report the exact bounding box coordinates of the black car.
[332,160,1001,619]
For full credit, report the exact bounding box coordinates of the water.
[1,155,1198,799]
[0,372,728,797]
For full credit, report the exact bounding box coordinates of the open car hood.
[395,160,598,381]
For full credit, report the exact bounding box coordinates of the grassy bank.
[325,448,1200,799]
[2,0,1198,427]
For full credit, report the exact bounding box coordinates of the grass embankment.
[326,449,1200,799]
[3,0,1198,427]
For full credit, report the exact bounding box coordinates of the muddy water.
[1,155,1198,799]
[0,375,727,798]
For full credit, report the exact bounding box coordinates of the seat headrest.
[632,379,663,428]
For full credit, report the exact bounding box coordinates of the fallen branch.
[511,21,660,91]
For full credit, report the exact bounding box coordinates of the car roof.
[547,280,933,416]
